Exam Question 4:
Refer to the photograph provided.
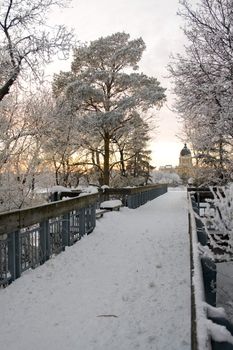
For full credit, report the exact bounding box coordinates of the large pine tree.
[53,32,166,185]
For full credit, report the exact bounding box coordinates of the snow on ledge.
[206,319,233,345]
[204,303,227,319]
[100,185,110,192]
[48,186,72,193]
[100,200,122,208]
[188,196,211,350]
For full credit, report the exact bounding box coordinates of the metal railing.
[99,184,167,208]
[0,193,97,286]
[0,184,167,287]
[188,189,233,350]
[188,192,212,350]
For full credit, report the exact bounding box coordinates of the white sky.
[48,0,186,167]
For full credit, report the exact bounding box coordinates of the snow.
[0,190,190,350]
[206,319,233,344]
[100,199,122,208]
[205,302,227,319]
[79,185,99,194]
[48,185,72,193]
[101,185,110,191]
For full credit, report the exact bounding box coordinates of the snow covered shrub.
[110,173,145,188]
[192,167,231,187]
[0,172,36,212]
[203,185,233,261]
[151,171,182,186]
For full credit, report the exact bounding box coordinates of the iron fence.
[0,184,167,287]
[0,194,97,287]
[0,235,9,286]
[188,189,233,350]
[99,184,167,209]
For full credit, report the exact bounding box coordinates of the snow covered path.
[0,190,190,350]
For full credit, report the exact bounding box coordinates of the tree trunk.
[0,69,20,102]
[103,132,110,185]
[120,149,126,176]
[133,153,138,177]
[55,169,59,185]
[218,139,224,169]
[96,150,100,168]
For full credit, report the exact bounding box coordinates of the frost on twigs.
[202,185,233,261]
[0,0,73,101]
[169,0,233,185]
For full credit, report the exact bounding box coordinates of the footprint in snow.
[148,281,155,288]
[148,335,156,343]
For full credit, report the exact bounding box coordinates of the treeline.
[0,1,166,211]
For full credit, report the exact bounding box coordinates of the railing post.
[137,193,140,208]
[153,188,156,199]
[79,208,86,237]
[132,194,136,208]
[91,204,96,230]
[8,231,21,281]
[131,194,135,208]
[142,192,145,205]
[127,195,132,208]
[197,192,200,214]
[62,213,70,247]
[40,220,50,264]
[8,232,16,282]
[0,235,7,285]
[201,257,216,307]
[122,193,127,206]
[87,206,91,233]
[15,231,21,279]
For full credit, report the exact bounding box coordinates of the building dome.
[180,143,191,157]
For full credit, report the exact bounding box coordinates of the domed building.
[176,143,193,182]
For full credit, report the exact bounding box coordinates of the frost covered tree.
[107,113,154,186]
[41,98,89,187]
[112,113,150,174]
[123,117,153,182]
[169,0,233,184]
[0,95,19,171]
[152,171,182,186]
[0,92,47,211]
[0,0,73,102]
[53,32,166,186]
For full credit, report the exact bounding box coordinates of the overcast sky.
[48,0,186,167]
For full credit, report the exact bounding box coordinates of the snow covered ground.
[0,189,190,350]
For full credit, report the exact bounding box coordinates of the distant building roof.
[180,143,191,156]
